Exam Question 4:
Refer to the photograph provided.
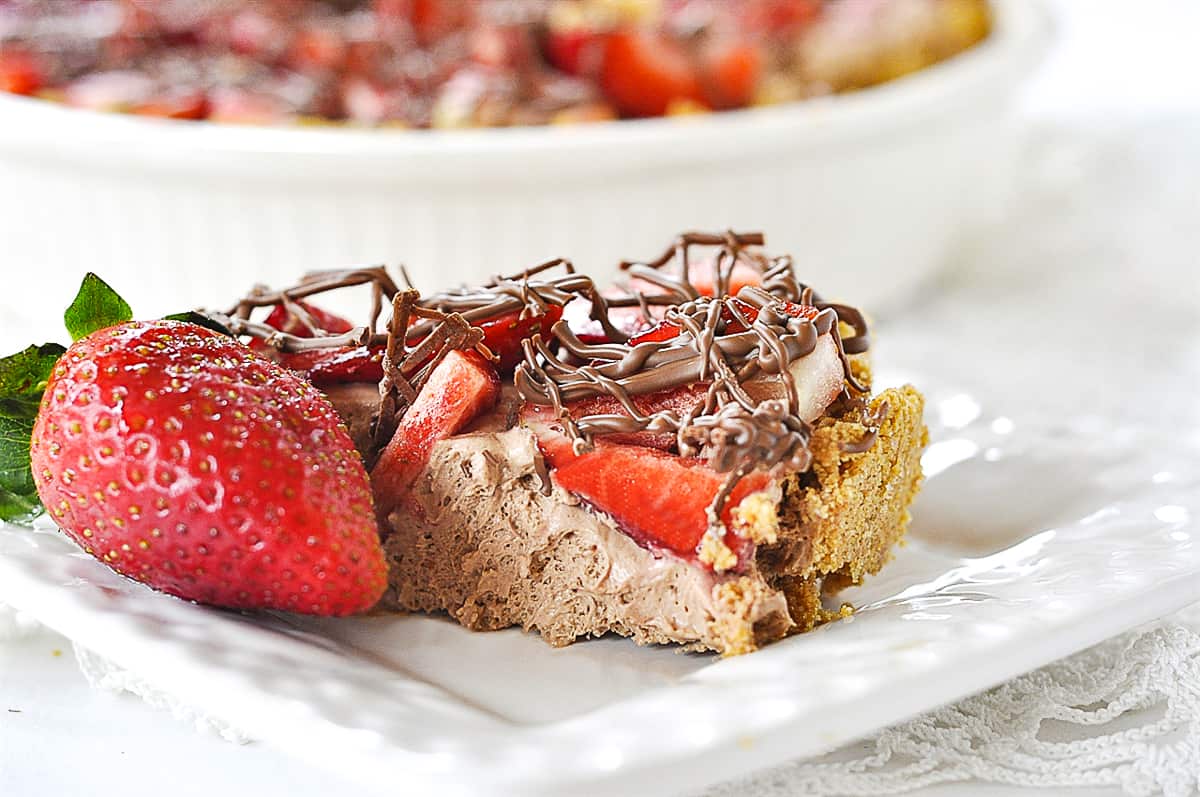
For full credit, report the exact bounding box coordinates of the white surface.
[0,0,1046,321]
[4,612,1194,797]
[2,381,1197,796]
[2,1,1200,795]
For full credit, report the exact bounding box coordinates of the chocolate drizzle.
[210,231,879,567]
[513,232,875,554]
[372,290,490,458]
[414,258,630,343]
[221,267,398,351]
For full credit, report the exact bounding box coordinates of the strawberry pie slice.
[222,232,927,655]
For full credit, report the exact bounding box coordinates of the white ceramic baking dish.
[0,0,1048,334]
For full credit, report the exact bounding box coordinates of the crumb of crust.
[732,491,780,545]
[709,577,775,657]
[698,531,738,572]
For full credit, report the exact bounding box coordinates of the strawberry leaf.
[0,414,41,523]
[0,486,40,522]
[0,343,64,523]
[64,273,132,341]
[0,343,66,420]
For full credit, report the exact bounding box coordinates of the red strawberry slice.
[270,301,554,384]
[207,86,294,125]
[469,24,538,70]
[227,9,289,59]
[0,51,44,96]
[744,0,823,35]
[624,299,840,422]
[287,26,348,73]
[521,381,710,450]
[626,318,683,346]
[253,301,369,382]
[599,31,705,118]
[341,76,408,124]
[29,321,387,616]
[626,296,767,345]
[371,349,500,514]
[262,301,355,338]
[412,0,475,42]
[479,304,563,373]
[690,260,764,297]
[278,346,386,385]
[701,40,763,110]
[562,295,654,345]
[375,0,474,45]
[538,433,770,571]
[63,71,155,111]
[133,90,209,120]
[545,28,603,76]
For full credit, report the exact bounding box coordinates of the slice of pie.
[218,232,927,655]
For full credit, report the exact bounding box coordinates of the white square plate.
[0,379,1197,797]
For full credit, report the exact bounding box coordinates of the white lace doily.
[3,600,1197,796]
[704,606,1200,797]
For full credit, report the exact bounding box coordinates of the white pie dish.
[0,0,1048,326]
[0,374,1195,797]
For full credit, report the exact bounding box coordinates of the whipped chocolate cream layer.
[321,383,380,454]
[378,425,793,651]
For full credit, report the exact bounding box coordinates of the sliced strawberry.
[0,51,43,96]
[626,320,681,346]
[344,40,387,77]
[621,299,839,422]
[599,31,705,118]
[207,86,293,125]
[263,301,355,337]
[777,300,821,321]
[371,349,500,513]
[626,297,762,345]
[278,345,386,385]
[562,295,654,345]
[376,0,474,45]
[521,381,710,450]
[63,71,155,111]
[133,90,209,120]
[539,434,770,570]
[227,9,288,60]
[479,304,563,373]
[273,301,555,383]
[341,77,401,125]
[469,24,537,70]
[743,0,823,36]
[701,40,763,110]
[690,260,764,297]
[414,0,470,41]
[252,301,366,379]
[544,28,603,76]
[287,26,347,73]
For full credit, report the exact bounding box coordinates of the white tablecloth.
[3,1,1199,794]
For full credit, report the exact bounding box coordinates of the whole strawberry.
[28,319,388,616]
